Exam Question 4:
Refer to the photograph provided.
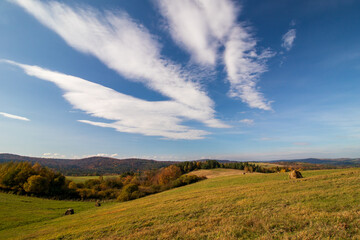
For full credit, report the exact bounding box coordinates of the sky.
[0,0,360,161]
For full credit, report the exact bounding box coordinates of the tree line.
[0,161,204,201]
[175,160,280,174]
[0,160,290,201]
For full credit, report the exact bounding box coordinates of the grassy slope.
[187,168,252,178]
[66,175,121,183]
[1,168,360,239]
[249,162,284,168]
[0,193,96,231]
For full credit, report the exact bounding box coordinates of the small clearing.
[66,175,120,183]
[249,162,284,168]
[187,168,259,179]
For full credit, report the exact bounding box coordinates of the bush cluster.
[0,162,74,198]
[0,162,205,202]
[76,165,205,201]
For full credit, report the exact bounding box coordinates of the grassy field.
[249,162,284,168]
[0,193,97,231]
[187,168,256,178]
[1,168,360,239]
[66,175,120,183]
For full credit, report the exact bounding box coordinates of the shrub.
[171,175,205,188]
[84,179,101,189]
[23,175,50,194]
[104,177,123,189]
[117,184,139,202]
[68,181,77,190]
[157,165,182,185]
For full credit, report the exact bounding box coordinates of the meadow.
[187,168,253,178]
[66,175,121,183]
[0,193,98,231]
[1,168,359,239]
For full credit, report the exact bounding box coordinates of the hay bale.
[289,170,303,179]
[65,208,74,215]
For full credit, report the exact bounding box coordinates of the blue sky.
[0,0,359,161]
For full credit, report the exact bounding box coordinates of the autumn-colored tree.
[32,162,42,172]
[0,161,205,201]
[117,183,139,202]
[23,175,50,194]
[68,181,77,190]
[0,162,71,197]
[157,165,182,185]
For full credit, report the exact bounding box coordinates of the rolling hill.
[2,153,360,176]
[0,168,359,239]
[268,158,360,169]
[0,153,176,175]
[273,157,360,165]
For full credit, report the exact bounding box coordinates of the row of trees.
[0,162,204,201]
[75,165,205,201]
[176,160,279,174]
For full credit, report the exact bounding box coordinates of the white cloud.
[282,29,296,51]
[0,112,30,121]
[239,118,254,125]
[224,26,274,110]
[4,60,228,139]
[7,0,273,139]
[156,0,273,110]
[9,0,215,114]
[42,153,66,158]
[89,153,118,158]
[156,0,237,65]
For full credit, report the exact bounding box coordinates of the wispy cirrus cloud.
[156,0,237,66]
[8,0,231,139]
[4,60,226,139]
[156,0,273,111]
[9,0,219,117]
[282,29,296,51]
[0,112,30,121]
[239,118,254,125]
[224,26,274,110]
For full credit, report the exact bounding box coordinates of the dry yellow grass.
[249,162,284,168]
[1,168,360,239]
[187,168,260,178]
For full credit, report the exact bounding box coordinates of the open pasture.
[1,168,359,239]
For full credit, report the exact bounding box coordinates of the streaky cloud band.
[0,112,30,121]
[3,60,228,140]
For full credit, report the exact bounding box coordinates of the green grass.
[0,193,96,231]
[1,168,360,239]
[249,162,284,168]
[186,168,249,178]
[66,175,120,183]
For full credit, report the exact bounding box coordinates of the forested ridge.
[0,154,176,175]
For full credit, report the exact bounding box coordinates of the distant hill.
[2,154,359,175]
[0,153,176,175]
[199,158,360,167]
[267,158,360,169]
[196,159,239,164]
